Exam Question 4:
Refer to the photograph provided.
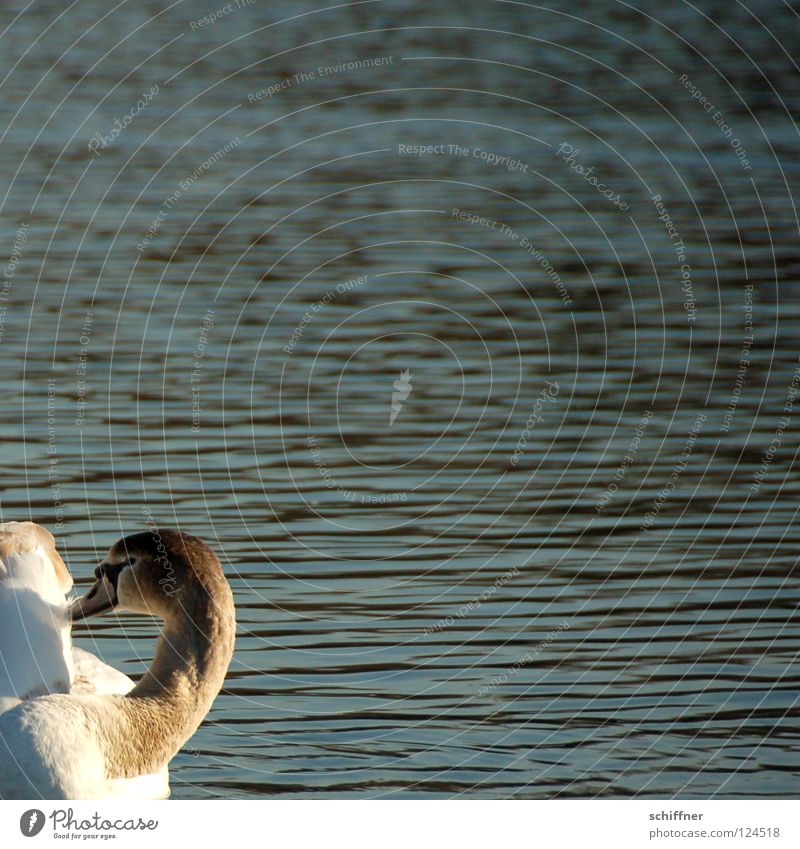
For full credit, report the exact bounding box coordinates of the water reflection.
[0,0,797,798]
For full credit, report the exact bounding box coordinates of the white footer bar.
[1,799,796,848]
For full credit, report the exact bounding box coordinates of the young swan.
[0,530,235,800]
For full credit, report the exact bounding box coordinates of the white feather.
[0,524,169,799]
[0,540,73,713]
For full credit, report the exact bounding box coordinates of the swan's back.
[0,522,73,713]
[0,693,169,800]
[0,694,106,798]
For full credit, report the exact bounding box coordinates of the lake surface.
[0,0,798,798]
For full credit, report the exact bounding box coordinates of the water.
[0,0,798,798]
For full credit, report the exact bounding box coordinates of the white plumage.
[0,522,168,799]
[0,522,73,714]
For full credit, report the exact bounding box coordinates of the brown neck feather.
[103,579,235,779]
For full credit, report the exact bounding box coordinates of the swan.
[0,528,235,799]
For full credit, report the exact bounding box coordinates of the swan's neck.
[104,590,234,779]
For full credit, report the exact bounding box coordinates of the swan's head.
[71,529,228,621]
[0,521,72,596]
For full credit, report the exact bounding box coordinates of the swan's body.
[0,528,234,800]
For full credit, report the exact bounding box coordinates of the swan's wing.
[0,522,72,594]
[70,647,135,696]
[0,694,21,714]
[0,584,72,713]
[0,522,74,715]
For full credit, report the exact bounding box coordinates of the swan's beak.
[70,574,119,620]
